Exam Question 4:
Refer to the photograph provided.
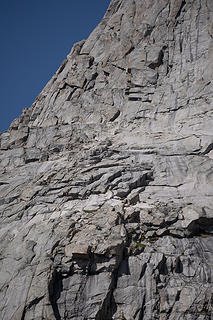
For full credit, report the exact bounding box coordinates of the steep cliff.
[0,0,213,319]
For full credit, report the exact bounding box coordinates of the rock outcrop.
[1,0,213,319]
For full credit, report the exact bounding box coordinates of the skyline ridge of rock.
[0,0,213,319]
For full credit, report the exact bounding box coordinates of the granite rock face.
[1,0,213,319]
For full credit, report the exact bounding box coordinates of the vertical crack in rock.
[175,0,186,21]
[48,270,63,320]
[95,271,118,320]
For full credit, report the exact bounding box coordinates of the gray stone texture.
[0,0,213,319]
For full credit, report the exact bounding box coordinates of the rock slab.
[0,0,213,319]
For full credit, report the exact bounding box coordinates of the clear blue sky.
[0,0,111,132]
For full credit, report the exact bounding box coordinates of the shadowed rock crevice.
[48,270,63,320]
[148,47,166,70]
[188,217,213,236]
[202,143,213,155]
[21,296,45,320]
[95,273,118,320]
[175,0,186,21]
